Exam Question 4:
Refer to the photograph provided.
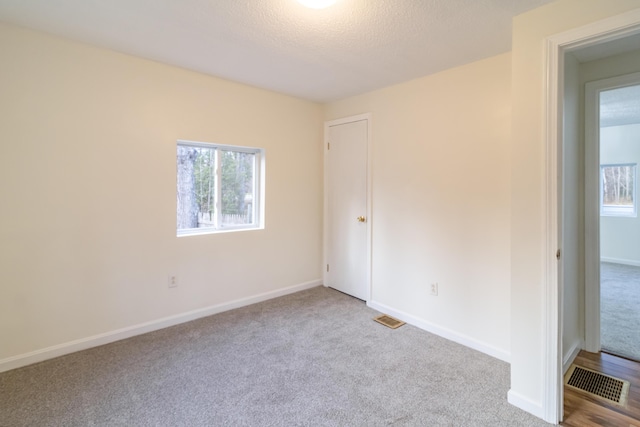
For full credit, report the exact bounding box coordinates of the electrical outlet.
[168,275,178,288]
[430,282,438,296]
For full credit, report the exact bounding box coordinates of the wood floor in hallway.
[562,350,640,427]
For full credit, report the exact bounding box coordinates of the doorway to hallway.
[585,74,640,363]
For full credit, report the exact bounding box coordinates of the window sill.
[177,225,264,237]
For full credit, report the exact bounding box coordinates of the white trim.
[584,78,601,353]
[177,139,261,154]
[365,116,372,302]
[560,8,640,51]
[0,279,321,374]
[600,257,640,267]
[367,300,510,362]
[323,113,373,302]
[563,339,583,374]
[507,390,545,420]
[543,33,563,426]
[177,225,265,237]
[543,9,640,425]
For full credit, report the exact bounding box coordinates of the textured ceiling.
[601,84,640,128]
[0,0,555,102]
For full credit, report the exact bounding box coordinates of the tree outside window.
[177,141,262,235]
[601,164,637,217]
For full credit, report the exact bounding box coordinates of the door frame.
[584,72,640,352]
[323,113,373,302]
[543,9,640,424]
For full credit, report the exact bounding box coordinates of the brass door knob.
[357,216,366,223]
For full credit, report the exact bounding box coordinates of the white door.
[325,117,369,301]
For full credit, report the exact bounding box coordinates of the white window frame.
[600,163,637,217]
[177,140,264,236]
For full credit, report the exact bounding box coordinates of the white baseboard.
[507,390,545,420]
[0,279,322,373]
[367,300,510,362]
[563,339,583,374]
[601,257,640,267]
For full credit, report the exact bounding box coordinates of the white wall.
[510,0,640,417]
[325,53,513,361]
[581,49,640,84]
[600,124,640,264]
[0,24,324,368]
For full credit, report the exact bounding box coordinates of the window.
[600,163,636,217]
[177,140,263,235]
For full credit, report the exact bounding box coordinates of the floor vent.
[565,365,629,405]
[373,314,405,329]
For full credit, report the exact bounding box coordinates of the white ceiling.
[570,33,640,63]
[0,0,555,102]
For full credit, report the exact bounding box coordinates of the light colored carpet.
[601,262,640,362]
[0,286,549,426]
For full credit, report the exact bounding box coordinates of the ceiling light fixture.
[297,0,337,9]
